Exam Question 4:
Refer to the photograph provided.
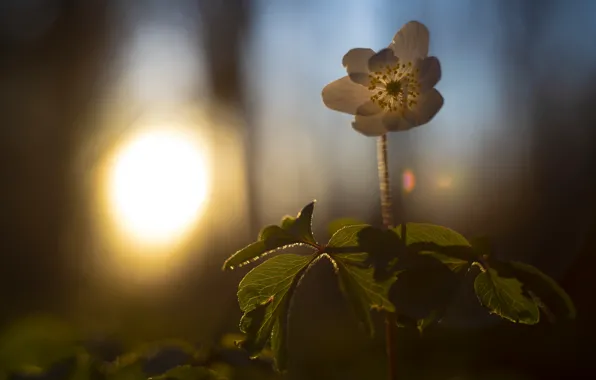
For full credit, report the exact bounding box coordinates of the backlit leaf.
[356,226,404,281]
[236,254,312,371]
[327,218,366,237]
[335,257,396,336]
[498,261,576,321]
[223,202,318,270]
[393,223,470,247]
[328,225,396,336]
[393,223,476,269]
[474,268,540,324]
[390,254,461,323]
[280,201,317,245]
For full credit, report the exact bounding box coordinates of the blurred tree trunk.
[499,0,595,274]
[0,0,109,322]
[497,2,596,375]
[193,0,257,339]
[198,0,259,233]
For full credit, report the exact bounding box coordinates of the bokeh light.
[107,128,209,247]
[402,169,416,193]
[437,176,453,189]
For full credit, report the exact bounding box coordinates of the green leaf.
[279,201,317,244]
[500,261,576,321]
[390,254,461,323]
[335,259,396,336]
[0,315,79,373]
[236,254,312,372]
[327,218,366,237]
[356,226,404,281]
[237,297,273,355]
[393,223,471,246]
[417,310,440,335]
[393,223,476,269]
[223,202,318,270]
[474,268,540,324]
[148,365,224,380]
[327,224,370,248]
[424,253,470,273]
[328,225,396,336]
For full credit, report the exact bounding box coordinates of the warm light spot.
[402,169,416,193]
[437,176,453,189]
[108,129,208,246]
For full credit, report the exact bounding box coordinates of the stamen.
[368,60,421,113]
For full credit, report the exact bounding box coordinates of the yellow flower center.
[368,60,420,113]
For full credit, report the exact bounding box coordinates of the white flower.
[322,21,443,136]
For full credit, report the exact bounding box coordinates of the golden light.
[107,129,209,247]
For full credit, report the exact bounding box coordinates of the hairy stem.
[377,134,395,229]
[377,133,397,380]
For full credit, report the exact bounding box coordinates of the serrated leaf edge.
[223,201,319,271]
[236,254,316,371]
[223,241,313,270]
[474,268,539,324]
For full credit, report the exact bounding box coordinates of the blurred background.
[0,0,595,379]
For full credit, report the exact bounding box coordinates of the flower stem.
[377,134,394,229]
[384,312,398,380]
[376,133,397,380]
[377,134,395,229]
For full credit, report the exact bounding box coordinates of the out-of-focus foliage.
[0,317,283,380]
[148,365,223,380]
[0,315,81,375]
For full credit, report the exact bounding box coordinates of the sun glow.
[108,129,209,246]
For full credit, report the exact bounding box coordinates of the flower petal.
[382,112,413,132]
[390,21,429,62]
[403,89,444,126]
[322,76,371,115]
[356,101,383,116]
[368,48,399,73]
[343,48,375,85]
[416,56,441,91]
[352,113,388,137]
